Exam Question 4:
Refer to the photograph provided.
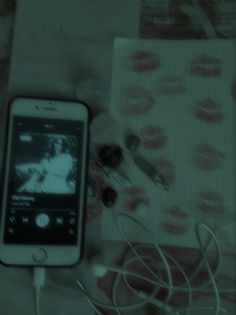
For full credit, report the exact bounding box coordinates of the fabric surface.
[0,1,236,315]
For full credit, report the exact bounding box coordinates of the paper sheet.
[101,37,236,249]
[4,0,236,108]
[7,0,140,103]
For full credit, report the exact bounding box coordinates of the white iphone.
[0,97,89,266]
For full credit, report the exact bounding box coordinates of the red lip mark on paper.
[120,86,155,115]
[161,205,189,235]
[165,205,189,219]
[163,75,183,83]
[140,126,167,150]
[152,158,176,187]
[198,191,225,216]
[190,54,223,78]
[192,143,225,171]
[122,186,149,212]
[231,81,236,102]
[158,75,187,95]
[194,98,223,123]
[129,50,161,73]
[162,223,187,235]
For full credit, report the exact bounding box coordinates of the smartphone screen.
[4,116,85,245]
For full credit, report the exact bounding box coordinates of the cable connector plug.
[33,267,46,315]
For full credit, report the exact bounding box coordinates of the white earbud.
[90,256,109,278]
[90,256,129,278]
[90,255,178,313]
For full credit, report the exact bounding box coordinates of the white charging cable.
[195,223,221,314]
[77,212,236,315]
[30,218,235,315]
[110,216,222,315]
[32,267,46,315]
[77,210,175,313]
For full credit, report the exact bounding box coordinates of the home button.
[32,248,47,263]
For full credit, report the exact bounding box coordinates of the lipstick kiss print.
[161,205,189,235]
[192,143,225,171]
[128,50,161,73]
[198,191,225,217]
[190,54,223,78]
[121,186,149,213]
[194,98,223,124]
[140,126,167,150]
[119,86,155,115]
